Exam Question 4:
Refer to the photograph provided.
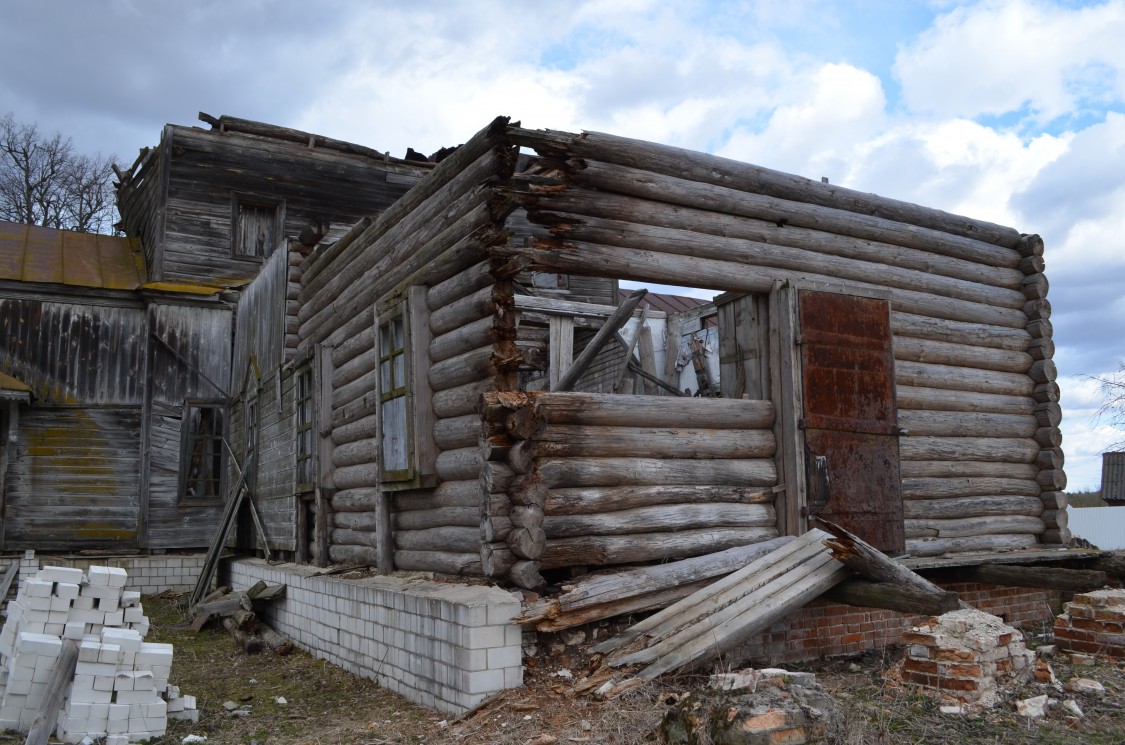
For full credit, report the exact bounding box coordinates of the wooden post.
[24,639,78,745]
[548,316,574,390]
[769,281,805,536]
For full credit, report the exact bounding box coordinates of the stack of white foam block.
[0,565,197,743]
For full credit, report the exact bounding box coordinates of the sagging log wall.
[298,117,520,575]
[503,128,1066,557]
[483,392,780,588]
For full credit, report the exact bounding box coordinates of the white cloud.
[894,0,1125,122]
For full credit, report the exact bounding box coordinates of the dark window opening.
[181,403,225,500]
[232,196,284,258]
[295,366,314,490]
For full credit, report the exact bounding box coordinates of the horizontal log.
[394,507,479,531]
[530,392,775,429]
[904,515,1044,539]
[508,525,546,560]
[902,477,1041,500]
[546,484,775,515]
[1037,469,1067,490]
[433,414,483,451]
[823,579,961,616]
[330,488,380,512]
[904,533,1038,557]
[521,132,1022,250]
[510,505,544,530]
[895,361,1034,396]
[1026,318,1052,340]
[426,259,496,313]
[1022,273,1048,300]
[435,447,482,482]
[332,463,379,490]
[1033,402,1062,429]
[1024,297,1051,321]
[1027,338,1055,361]
[895,387,1035,416]
[1042,528,1071,544]
[536,457,778,489]
[891,312,1030,352]
[893,337,1031,374]
[331,438,377,468]
[480,542,516,578]
[333,511,377,531]
[510,475,547,508]
[505,238,1028,329]
[899,437,1039,463]
[543,504,776,538]
[903,495,1043,520]
[394,550,483,576]
[481,461,515,494]
[429,343,521,392]
[331,369,379,412]
[331,391,378,431]
[331,413,379,446]
[1029,359,1057,383]
[433,377,503,419]
[429,315,506,364]
[899,461,1038,480]
[957,564,1105,593]
[897,411,1037,438]
[332,348,376,390]
[1040,491,1066,510]
[327,544,380,566]
[532,425,775,460]
[387,481,483,511]
[331,326,375,368]
[1034,427,1062,448]
[507,560,543,590]
[393,526,481,554]
[1040,508,1067,530]
[540,527,779,569]
[429,284,499,338]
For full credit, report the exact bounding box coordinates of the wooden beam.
[823,578,961,615]
[956,564,1107,593]
[552,289,647,391]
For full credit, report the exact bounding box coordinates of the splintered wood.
[591,528,847,679]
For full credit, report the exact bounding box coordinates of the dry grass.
[70,598,1125,745]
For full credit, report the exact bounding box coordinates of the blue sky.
[1,0,1123,491]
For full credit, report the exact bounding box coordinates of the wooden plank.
[553,290,647,391]
[24,639,79,745]
[768,281,804,536]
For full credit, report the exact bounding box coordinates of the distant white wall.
[1067,506,1125,550]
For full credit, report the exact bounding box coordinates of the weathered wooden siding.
[302,118,520,576]
[154,126,428,287]
[232,246,288,390]
[115,138,168,278]
[0,298,146,405]
[504,126,1062,557]
[144,302,233,549]
[253,367,298,552]
[4,407,141,549]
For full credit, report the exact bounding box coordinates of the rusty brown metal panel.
[21,224,62,284]
[0,219,144,289]
[799,290,903,552]
[0,222,27,280]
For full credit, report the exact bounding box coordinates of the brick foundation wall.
[223,558,523,715]
[731,583,1055,666]
[1,552,206,601]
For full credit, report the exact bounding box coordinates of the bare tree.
[1091,363,1125,451]
[0,112,119,234]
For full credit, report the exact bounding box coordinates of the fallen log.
[823,579,961,615]
[223,616,264,655]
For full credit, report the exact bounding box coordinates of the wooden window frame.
[374,287,436,491]
[179,400,226,503]
[294,363,315,492]
[231,194,286,259]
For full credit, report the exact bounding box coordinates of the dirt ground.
[51,596,1118,745]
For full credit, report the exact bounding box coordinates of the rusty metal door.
[799,290,903,552]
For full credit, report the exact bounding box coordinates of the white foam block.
[37,566,85,584]
[16,633,61,657]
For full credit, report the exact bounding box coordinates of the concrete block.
[22,578,53,598]
[37,566,85,584]
[17,632,61,657]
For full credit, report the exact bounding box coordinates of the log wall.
[483,392,780,588]
[502,127,1066,557]
[298,117,520,575]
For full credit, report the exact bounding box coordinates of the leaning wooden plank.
[531,580,715,633]
[191,592,251,618]
[553,289,647,391]
[250,583,287,602]
[630,553,849,679]
[590,530,825,656]
[24,639,78,745]
[190,467,251,608]
[0,560,20,600]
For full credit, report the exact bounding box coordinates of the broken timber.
[592,529,848,679]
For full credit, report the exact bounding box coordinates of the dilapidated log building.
[2,113,1070,595]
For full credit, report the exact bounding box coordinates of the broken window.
[180,402,225,500]
[232,195,284,258]
[377,305,412,482]
[295,364,314,490]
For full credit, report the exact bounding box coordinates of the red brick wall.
[733,583,1055,666]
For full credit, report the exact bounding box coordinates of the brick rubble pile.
[0,565,197,743]
[1053,588,1125,660]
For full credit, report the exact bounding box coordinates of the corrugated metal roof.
[0,220,145,290]
[1103,452,1125,502]
[620,288,711,315]
[1068,505,1125,550]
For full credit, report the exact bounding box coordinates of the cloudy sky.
[2,0,1123,491]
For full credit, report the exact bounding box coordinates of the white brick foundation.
[223,558,523,714]
[3,552,208,599]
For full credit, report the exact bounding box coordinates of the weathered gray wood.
[529,392,774,429]
[508,525,547,560]
[508,560,544,590]
[903,495,1043,519]
[546,484,775,515]
[1040,509,1067,529]
[332,412,379,446]
[434,414,483,451]
[435,447,482,482]
[899,436,1039,463]
[895,361,1034,396]
[429,315,504,364]
[531,425,775,460]
[394,550,483,576]
[543,504,776,538]
[433,377,504,419]
[329,487,380,512]
[331,437,378,468]
[426,259,496,313]
[896,386,1035,416]
[1041,528,1071,544]
[893,336,1032,373]
[1034,402,1063,428]
[553,289,647,391]
[904,515,1045,539]
[332,463,380,490]
[957,564,1106,592]
[901,477,1041,499]
[1037,469,1067,490]
[1035,427,1063,448]
[897,411,1038,438]
[817,519,953,603]
[823,579,962,616]
[899,460,1038,479]
[430,284,499,338]
[429,343,521,392]
[891,312,1030,352]
[332,347,377,390]
[536,457,778,488]
[540,527,778,569]
[905,533,1038,557]
[527,580,715,632]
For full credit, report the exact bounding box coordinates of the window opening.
[181,402,225,500]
